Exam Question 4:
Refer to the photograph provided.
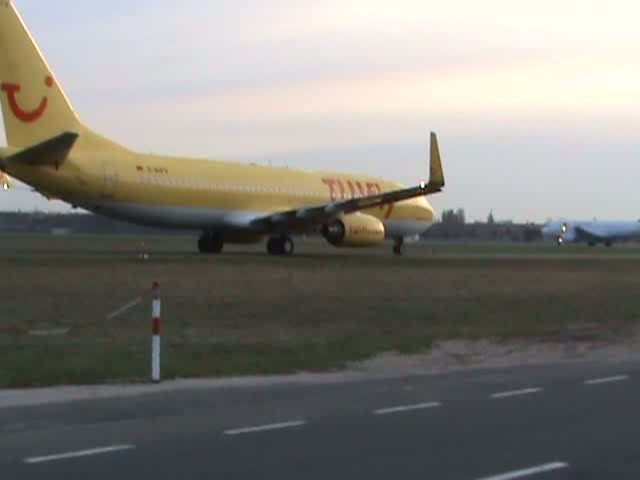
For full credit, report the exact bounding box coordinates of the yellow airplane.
[0,1,444,256]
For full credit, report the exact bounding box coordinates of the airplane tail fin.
[0,1,126,152]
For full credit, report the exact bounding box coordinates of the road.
[1,361,639,479]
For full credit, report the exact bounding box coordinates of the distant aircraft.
[541,220,640,247]
[0,1,445,256]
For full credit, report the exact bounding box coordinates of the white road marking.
[106,296,142,320]
[477,461,569,480]
[584,375,629,385]
[28,328,69,337]
[374,402,441,415]
[224,420,306,436]
[24,445,135,464]
[489,388,542,399]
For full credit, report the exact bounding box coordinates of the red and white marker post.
[151,282,161,383]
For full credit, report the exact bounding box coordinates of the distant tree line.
[441,208,466,226]
[424,208,543,243]
[0,211,184,235]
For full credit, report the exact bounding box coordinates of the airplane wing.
[574,225,607,242]
[251,132,444,232]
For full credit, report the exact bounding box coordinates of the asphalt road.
[2,361,640,479]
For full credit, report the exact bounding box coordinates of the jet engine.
[321,213,385,248]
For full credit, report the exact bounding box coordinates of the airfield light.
[561,224,568,234]
[420,181,427,190]
[2,182,8,192]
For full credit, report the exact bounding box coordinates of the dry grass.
[1,234,639,387]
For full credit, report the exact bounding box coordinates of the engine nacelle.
[322,213,386,248]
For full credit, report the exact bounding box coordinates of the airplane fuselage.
[2,147,435,238]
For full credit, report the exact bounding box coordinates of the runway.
[1,361,639,479]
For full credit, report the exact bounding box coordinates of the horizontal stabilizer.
[7,132,78,167]
[575,225,606,242]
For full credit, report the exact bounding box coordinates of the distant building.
[423,221,543,242]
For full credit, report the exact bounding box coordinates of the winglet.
[429,132,445,190]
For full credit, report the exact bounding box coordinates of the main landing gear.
[198,230,224,254]
[267,236,295,256]
[393,237,404,256]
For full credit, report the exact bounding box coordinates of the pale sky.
[2,0,640,222]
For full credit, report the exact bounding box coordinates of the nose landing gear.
[393,237,404,256]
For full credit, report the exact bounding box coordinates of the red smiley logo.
[1,76,53,123]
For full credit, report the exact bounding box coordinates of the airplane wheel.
[267,237,283,255]
[198,231,224,254]
[393,238,404,256]
[283,237,294,255]
[267,236,294,256]
[198,236,207,253]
